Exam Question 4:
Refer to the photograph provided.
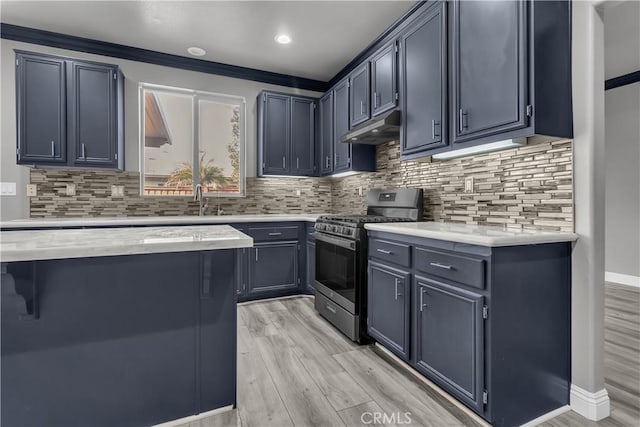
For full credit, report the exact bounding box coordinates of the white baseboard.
[570,384,610,421]
[152,405,234,427]
[605,271,640,288]
[520,405,570,427]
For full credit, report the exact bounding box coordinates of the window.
[140,84,245,196]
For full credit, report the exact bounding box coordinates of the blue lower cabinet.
[367,261,410,360]
[367,231,571,427]
[1,250,237,427]
[247,242,299,298]
[413,275,485,414]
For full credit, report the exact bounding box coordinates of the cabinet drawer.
[315,291,357,340]
[247,225,299,242]
[369,238,411,267]
[414,247,485,289]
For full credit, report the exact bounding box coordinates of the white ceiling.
[0,1,414,82]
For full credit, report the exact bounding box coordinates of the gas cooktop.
[316,214,414,226]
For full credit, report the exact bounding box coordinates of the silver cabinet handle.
[360,100,364,115]
[373,92,378,109]
[81,143,86,159]
[326,304,336,314]
[432,120,440,139]
[420,287,427,312]
[296,157,299,169]
[430,262,452,270]
[376,248,393,255]
[459,109,468,132]
[282,156,286,169]
[394,278,403,300]
[325,156,330,168]
[51,141,55,157]
[255,248,259,262]
[268,232,282,236]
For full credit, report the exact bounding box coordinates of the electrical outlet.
[26,184,37,197]
[464,177,474,193]
[296,189,301,196]
[111,185,125,197]
[65,183,76,196]
[358,187,363,197]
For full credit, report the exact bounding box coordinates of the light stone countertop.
[0,225,253,262]
[0,214,322,229]
[364,222,578,247]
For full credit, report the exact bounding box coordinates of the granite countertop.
[364,222,578,247]
[0,214,323,229]
[0,225,253,262]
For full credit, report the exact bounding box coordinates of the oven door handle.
[314,232,355,251]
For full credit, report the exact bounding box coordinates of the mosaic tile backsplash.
[29,137,573,231]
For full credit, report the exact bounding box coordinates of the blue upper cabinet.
[319,92,334,175]
[16,52,67,165]
[16,50,123,169]
[259,92,290,175]
[400,2,448,159]
[449,0,573,149]
[290,97,316,176]
[69,61,122,168]
[333,79,352,173]
[258,91,318,177]
[348,63,370,128]
[371,41,398,117]
[450,0,527,145]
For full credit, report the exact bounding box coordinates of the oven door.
[314,232,357,314]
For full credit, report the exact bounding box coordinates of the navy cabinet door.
[290,97,315,176]
[248,243,298,295]
[16,52,67,164]
[69,61,118,166]
[349,63,371,128]
[333,80,351,173]
[451,0,528,144]
[261,93,290,174]
[319,92,334,175]
[371,42,397,117]
[306,240,316,294]
[400,2,448,157]
[414,276,485,414]
[368,262,411,360]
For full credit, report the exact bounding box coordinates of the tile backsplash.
[332,137,573,231]
[29,137,573,232]
[29,171,332,217]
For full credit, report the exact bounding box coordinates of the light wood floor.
[180,283,639,427]
[541,283,640,427]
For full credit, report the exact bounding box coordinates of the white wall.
[0,39,322,220]
[604,1,640,280]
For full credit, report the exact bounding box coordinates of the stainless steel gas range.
[313,188,423,343]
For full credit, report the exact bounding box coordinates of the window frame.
[139,83,246,197]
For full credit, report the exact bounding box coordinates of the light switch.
[358,187,363,197]
[111,185,125,197]
[0,182,17,196]
[26,184,37,197]
[65,183,76,196]
[296,189,301,196]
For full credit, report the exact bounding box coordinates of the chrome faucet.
[194,184,208,216]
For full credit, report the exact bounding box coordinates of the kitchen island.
[1,225,252,427]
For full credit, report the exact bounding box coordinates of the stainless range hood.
[339,109,400,145]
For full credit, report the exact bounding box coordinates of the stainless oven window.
[315,236,356,304]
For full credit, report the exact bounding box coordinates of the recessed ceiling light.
[274,34,292,44]
[187,47,206,57]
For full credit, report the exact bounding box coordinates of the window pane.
[198,98,242,195]
[143,90,193,196]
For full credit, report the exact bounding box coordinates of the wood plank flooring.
[541,283,640,427]
[180,283,639,427]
